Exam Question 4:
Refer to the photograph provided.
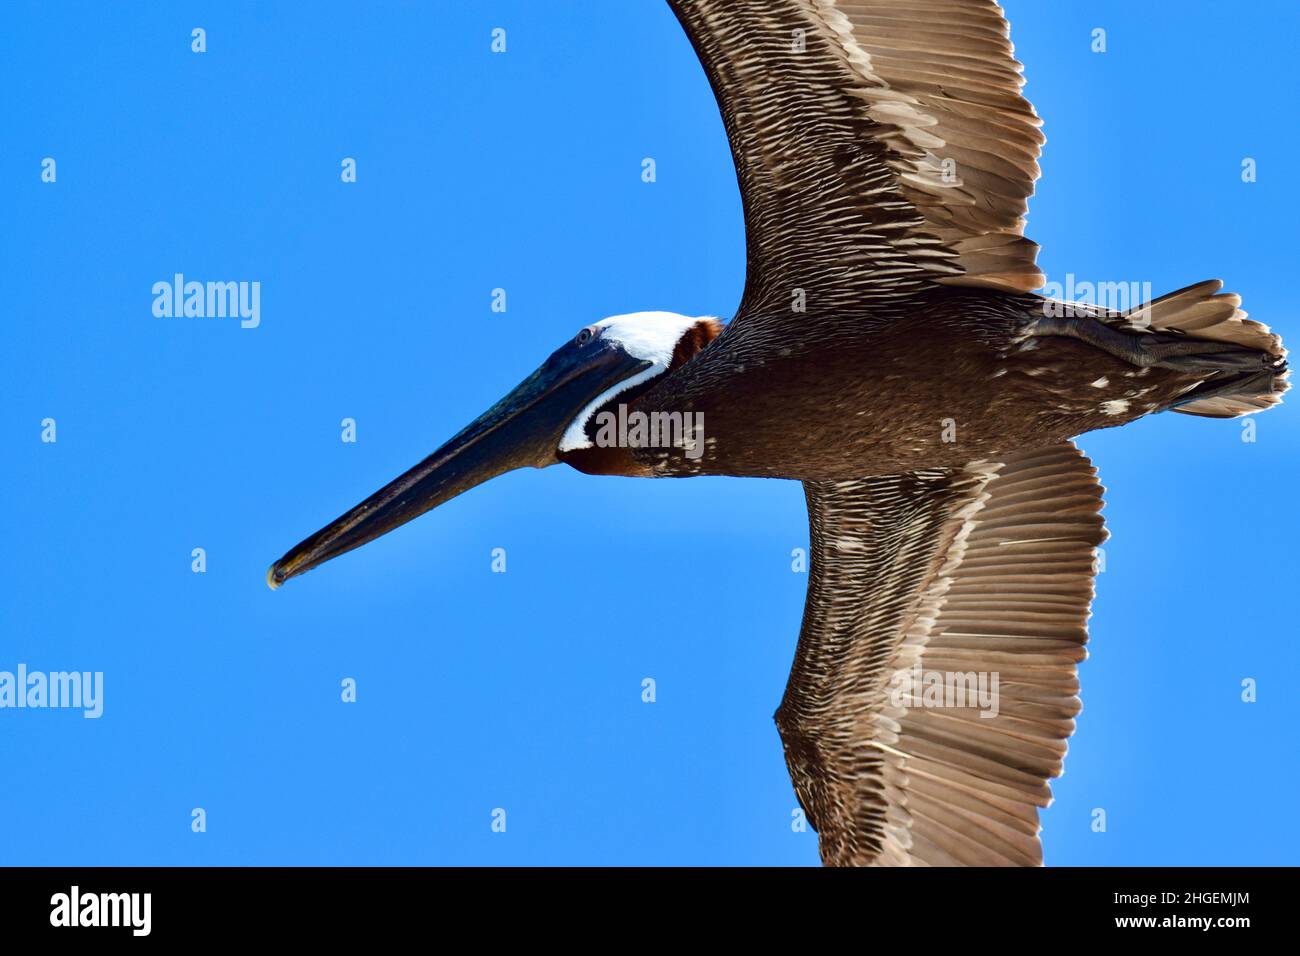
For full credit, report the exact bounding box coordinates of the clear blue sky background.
[2,1,1296,866]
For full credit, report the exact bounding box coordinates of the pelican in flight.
[269,0,1287,865]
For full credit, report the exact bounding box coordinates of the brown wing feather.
[776,442,1105,866]
[665,0,1045,323]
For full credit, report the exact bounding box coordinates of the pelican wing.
[667,0,1045,314]
[777,442,1105,865]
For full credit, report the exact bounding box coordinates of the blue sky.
[2,0,1296,865]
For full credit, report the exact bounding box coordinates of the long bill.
[267,341,650,589]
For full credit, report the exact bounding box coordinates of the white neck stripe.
[558,363,666,452]
[558,312,709,452]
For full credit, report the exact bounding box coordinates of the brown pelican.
[269,0,1287,865]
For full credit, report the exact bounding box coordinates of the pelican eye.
[576,328,594,345]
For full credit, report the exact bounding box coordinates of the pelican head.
[267,311,721,588]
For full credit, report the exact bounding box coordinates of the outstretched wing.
[667,0,1045,319]
[777,442,1105,866]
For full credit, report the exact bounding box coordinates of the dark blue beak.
[268,339,649,588]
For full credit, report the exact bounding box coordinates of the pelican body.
[270,0,1287,866]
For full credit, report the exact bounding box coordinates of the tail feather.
[1125,280,1288,418]
[1169,370,1283,419]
